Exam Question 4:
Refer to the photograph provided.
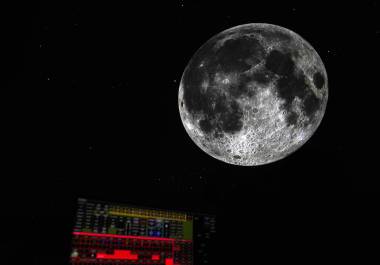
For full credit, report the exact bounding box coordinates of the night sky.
[5,0,380,264]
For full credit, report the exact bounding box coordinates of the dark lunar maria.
[179,23,328,166]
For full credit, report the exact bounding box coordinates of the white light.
[185,121,194,131]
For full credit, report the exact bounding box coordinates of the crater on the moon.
[179,23,328,166]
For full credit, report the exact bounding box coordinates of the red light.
[96,250,138,260]
[173,245,181,251]
[165,258,174,265]
[73,231,191,242]
[152,254,160,260]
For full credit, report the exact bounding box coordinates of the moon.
[178,23,328,166]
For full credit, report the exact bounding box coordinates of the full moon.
[178,23,328,166]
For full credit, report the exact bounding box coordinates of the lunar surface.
[178,23,328,166]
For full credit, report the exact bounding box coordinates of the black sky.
[4,0,380,264]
